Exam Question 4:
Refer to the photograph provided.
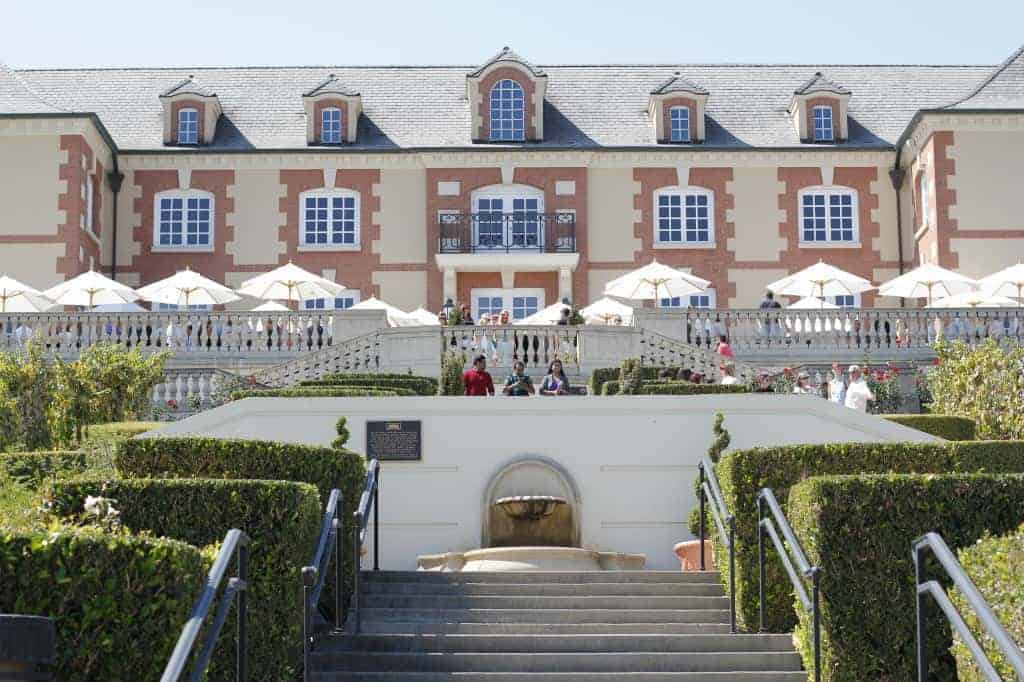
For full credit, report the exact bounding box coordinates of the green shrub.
[333,416,350,449]
[0,525,208,681]
[230,387,406,399]
[714,440,1024,633]
[304,373,438,396]
[0,340,53,449]
[882,414,977,440]
[600,380,621,395]
[951,522,1024,681]
[589,368,619,396]
[439,352,466,395]
[787,473,1024,681]
[637,381,750,395]
[49,477,321,680]
[0,451,86,488]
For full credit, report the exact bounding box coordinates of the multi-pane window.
[156,193,212,248]
[669,106,690,142]
[660,291,716,309]
[832,295,857,308]
[474,194,543,249]
[656,190,712,245]
[801,189,856,244]
[477,296,504,319]
[301,192,359,247]
[177,108,199,144]
[812,105,833,142]
[512,296,539,320]
[321,108,342,144]
[472,289,543,321]
[919,173,929,226]
[489,79,525,141]
[84,175,95,234]
[303,292,359,310]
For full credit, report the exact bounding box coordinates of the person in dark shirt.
[462,354,494,396]
[502,360,535,396]
[759,291,782,309]
[556,307,571,325]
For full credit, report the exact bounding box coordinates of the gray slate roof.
[303,74,360,98]
[943,45,1024,110]
[793,71,851,96]
[650,72,709,96]
[159,76,217,99]
[468,47,545,78]
[0,63,65,114]
[6,60,1011,151]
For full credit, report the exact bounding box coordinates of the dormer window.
[467,47,547,143]
[321,107,342,144]
[669,106,691,142]
[490,79,525,141]
[812,105,833,142]
[177,108,199,144]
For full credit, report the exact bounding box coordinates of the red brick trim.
[55,135,89,279]
[477,67,537,142]
[805,97,840,142]
[170,100,205,145]
[931,131,959,268]
[660,97,697,143]
[312,99,349,144]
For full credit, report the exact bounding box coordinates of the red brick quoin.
[477,67,538,142]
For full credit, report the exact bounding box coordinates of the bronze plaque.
[365,420,421,461]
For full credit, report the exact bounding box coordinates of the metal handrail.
[913,532,1024,681]
[161,529,250,682]
[301,489,343,681]
[697,457,736,633]
[351,459,381,634]
[756,488,821,682]
[438,212,577,254]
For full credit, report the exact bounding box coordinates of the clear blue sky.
[3,0,1021,68]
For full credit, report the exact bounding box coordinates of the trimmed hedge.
[49,477,321,681]
[230,387,409,399]
[303,374,438,396]
[637,381,749,395]
[882,414,976,441]
[0,525,208,681]
[787,474,1024,681]
[714,440,1024,633]
[951,522,1024,681]
[589,368,620,396]
[0,450,86,487]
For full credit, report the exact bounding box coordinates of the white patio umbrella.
[43,269,141,308]
[237,262,346,304]
[515,301,572,326]
[877,264,977,306]
[603,260,710,302]
[787,296,841,310]
[251,300,290,312]
[978,263,1024,305]
[408,307,441,325]
[0,275,55,312]
[926,291,1020,309]
[138,267,241,307]
[580,296,635,324]
[350,296,418,327]
[767,261,874,308]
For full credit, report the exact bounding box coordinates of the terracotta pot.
[673,539,714,571]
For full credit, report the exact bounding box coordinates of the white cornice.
[901,112,1024,166]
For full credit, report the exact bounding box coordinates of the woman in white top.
[793,371,817,395]
[719,362,739,386]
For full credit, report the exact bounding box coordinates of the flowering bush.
[864,362,902,414]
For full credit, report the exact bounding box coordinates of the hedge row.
[951,522,1024,681]
[600,380,748,396]
[49,477,321,680]
[787,473,1024,681]
[589,367,619,395]
[713,440,1024,633]
[0,525,208,681]
[302,374,438,396]
[0,450,86,488]
[881,414,977,441]
[230,387,409,399]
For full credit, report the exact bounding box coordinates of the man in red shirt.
[463,354,495,396]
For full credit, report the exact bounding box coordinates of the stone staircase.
[308,570,805,680]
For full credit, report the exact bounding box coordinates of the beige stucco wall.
[950,238,1024,279]
[373,169,427,264]
[587,168,640,262]
[871,165,900,262]
[728,267,788,308]
[0,243,65,289]
[0,135,63,237]
[872,267,903,308]
[227,169,286,266]
[588,269,632,302]
[727,167,787,261]
[948,130,1024,230]
[116,170,142,270]
[372,270,427,311]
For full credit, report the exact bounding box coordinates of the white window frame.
[302,288,361,310]
[177,108,199,145]
[797,186,859,247]
[919,172,930,229]
[653,186,715,248]
[659,287,717,309]
[153,189,215,252]
[830,294,861,308]
[298,188,361,251]
[471,287,545,322]
[321,107,342,144]
[812,105,834,142]
[489,78,525,142]
[84,175,95,235]
[669,106,690,143]
[470,184,545,250]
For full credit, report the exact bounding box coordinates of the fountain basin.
[417,546,646,572]
[494,495,566,521]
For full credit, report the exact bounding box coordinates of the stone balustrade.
[442,325,580,372]
[152,368,243,418]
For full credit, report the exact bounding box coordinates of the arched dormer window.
[299,188,360,250]
[321,107,342,144]
[177,107,199,145]
[812,105,834,142]
[489,79,525,142]
[653,186,714,246]
[798,186,858,245]
[153,189,214,250]
[669,106,691,142]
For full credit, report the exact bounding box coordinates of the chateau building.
[1,45,1023,319]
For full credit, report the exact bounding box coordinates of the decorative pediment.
[649,72,709,143]
[466,47,547,142]
[158,75,221,145]
[302,74,362,144]
[789,72,851,143]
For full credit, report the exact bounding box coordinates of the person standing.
[502,360,535,396]
[463,354,495,396]
[827,363,847,405]
[759,291,782,309]
[715,334,734,359]
[843,364,875,412]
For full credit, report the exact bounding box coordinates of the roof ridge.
[940,43,1024,109]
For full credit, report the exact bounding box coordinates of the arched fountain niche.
[482,455,581,549]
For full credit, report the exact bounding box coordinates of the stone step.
[363,571,719,584]
[350,622,733,635]
[310,674,807,682]
[358,595,730,610]
[361,582,724,597]
[350,608,730,624]
[319,633,795,654]
[307,651,804,673]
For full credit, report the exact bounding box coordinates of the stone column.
[558,267,573,305]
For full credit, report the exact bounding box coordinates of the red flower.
[934,357,942,366]
[167,399,178,409]
[783,367,794,377]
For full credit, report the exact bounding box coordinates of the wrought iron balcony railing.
[438,213,576,254]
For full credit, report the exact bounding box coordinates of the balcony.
[438,213,577,254]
